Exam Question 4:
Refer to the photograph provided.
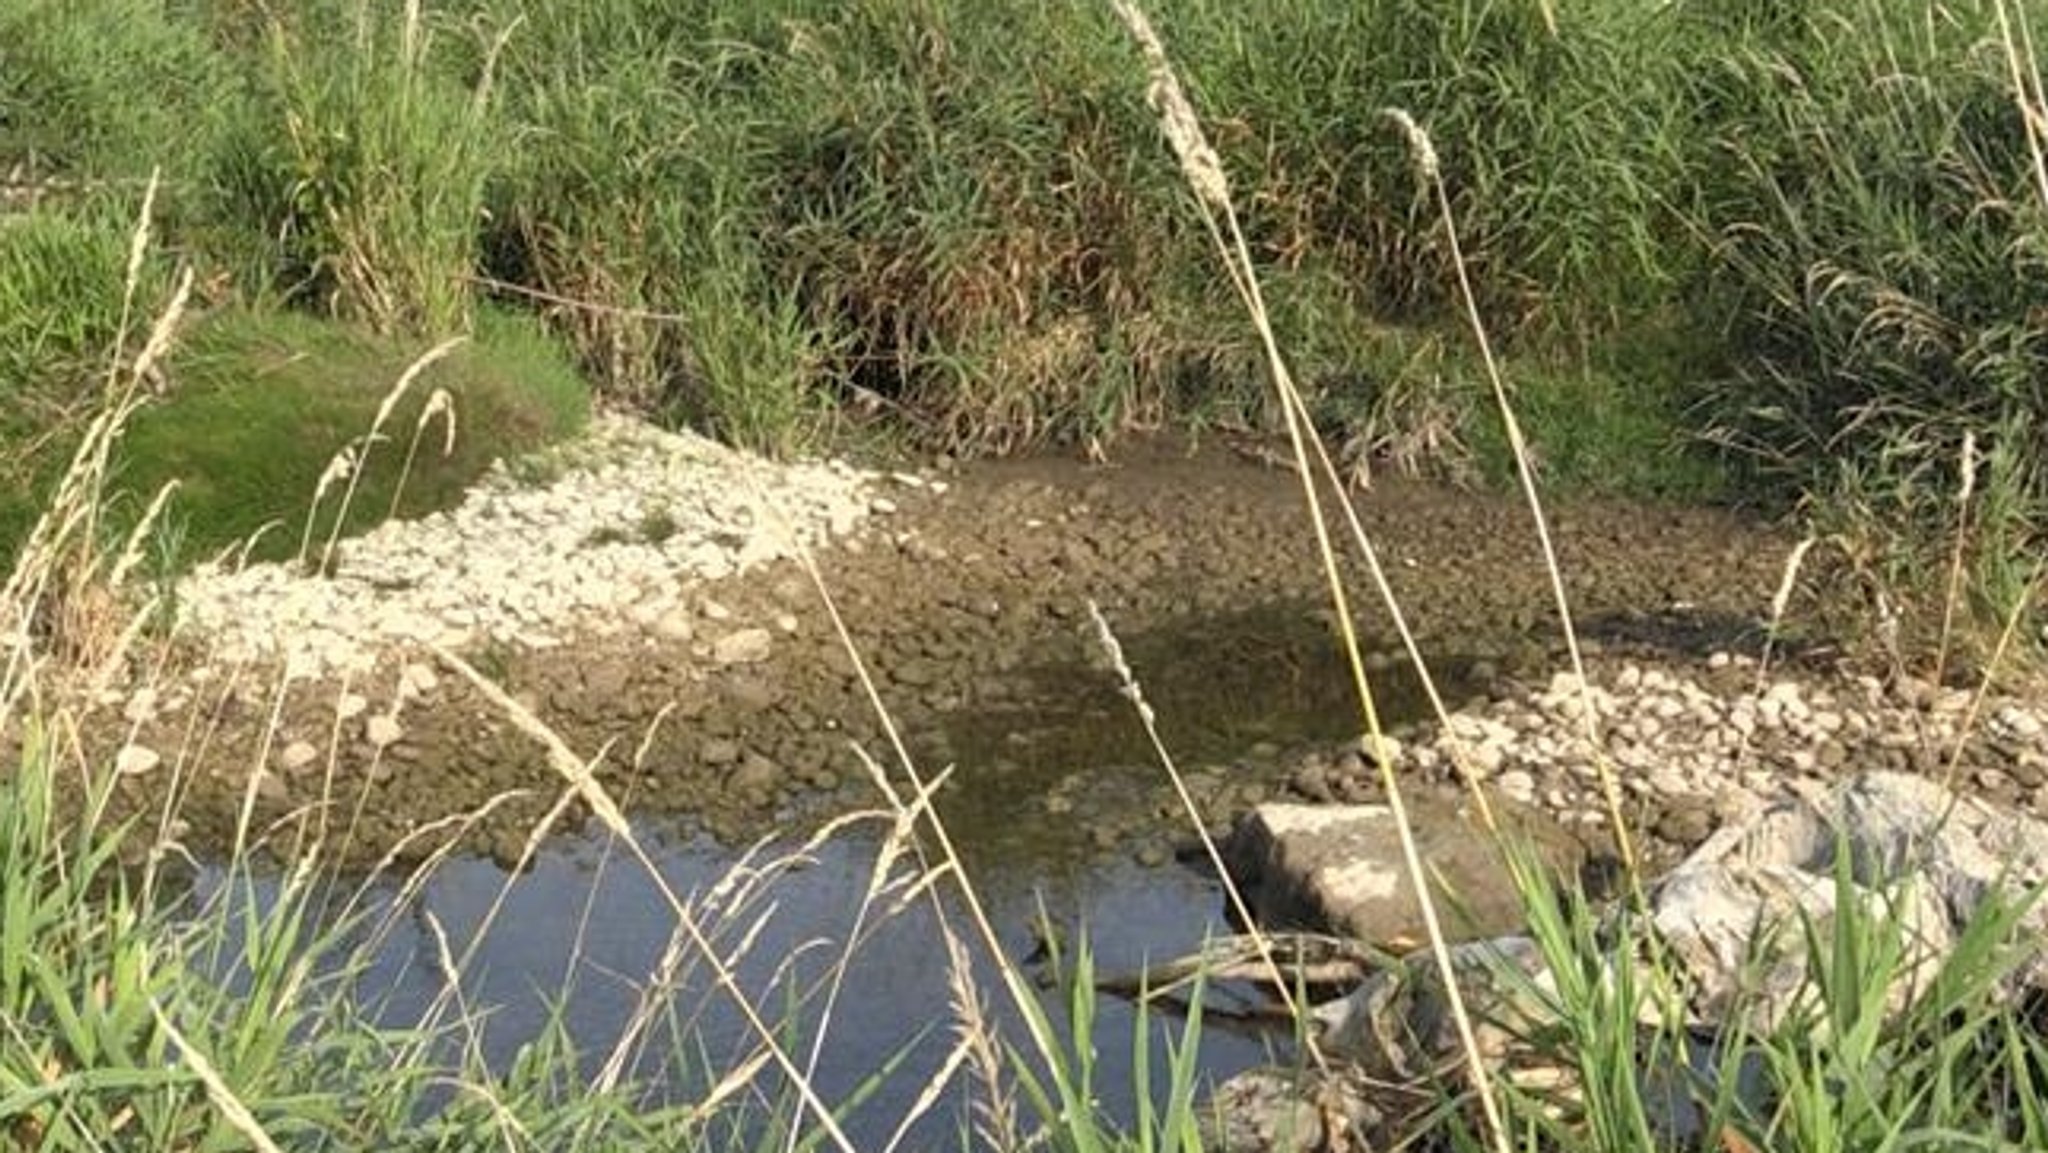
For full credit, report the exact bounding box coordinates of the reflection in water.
[208,825,1278,1145]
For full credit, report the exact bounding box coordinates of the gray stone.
[732,754,784,793]
[712,627,773,666]
[891,658,940,688]
[1316,934,1560,1077]
[1199,1066,1386,1153]
[1221,796,1583,946]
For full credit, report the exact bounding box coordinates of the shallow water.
[207,827,1277,1145]
[196,604,1442,1143]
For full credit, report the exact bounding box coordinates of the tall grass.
[208,1,497,335]
[1682,0,2048,633]
[0,0,232,185]
[11,0,2048,617]
[1106,6,2048,1153]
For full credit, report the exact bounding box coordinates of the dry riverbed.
[44,415,2048,874]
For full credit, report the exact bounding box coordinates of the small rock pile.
[174,415,924,679]
[1374,654,2048,849]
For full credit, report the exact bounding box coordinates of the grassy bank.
[0,294,588,572]
[3,0,2045,629]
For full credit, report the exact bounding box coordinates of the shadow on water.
[925,600,1441,874]
[204,601,1448,1144]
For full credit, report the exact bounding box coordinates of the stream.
[193,602,1450,1145]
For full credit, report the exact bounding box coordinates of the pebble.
[279,740,320,774]
[732,754,784,793]
[655,607,696,642]
[712,628,774,666]
[116,744,161,776]
[1496,770,1536,804]
[365,714,404,749]
[399,662,439,698]
[1319,654,2048,857]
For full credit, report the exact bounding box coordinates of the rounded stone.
[365,714,404,749]
[732,754,784,793]
[279,740,321,775]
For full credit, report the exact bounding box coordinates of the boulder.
[1220,793,1585,947]
[1651,770,2048,1031]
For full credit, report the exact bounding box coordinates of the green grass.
[0,208,165,434]
[0,305,588,569]
[0,0,233,185]
[121,306,588,563]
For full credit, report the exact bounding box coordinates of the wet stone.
[732,754,785,794]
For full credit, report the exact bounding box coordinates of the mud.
[83,433,1803,868]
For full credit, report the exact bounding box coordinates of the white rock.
[655,606,696,642]
[169,413,880,679]
[712,628,773,666]
[279,740,320,773]
[1994,705,2044,742]
[365,714,404,748]
[1496,770,1536,803]
[115,745,161,776]
[401,662,438,697]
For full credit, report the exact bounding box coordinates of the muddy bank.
[72,432,1823,866]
